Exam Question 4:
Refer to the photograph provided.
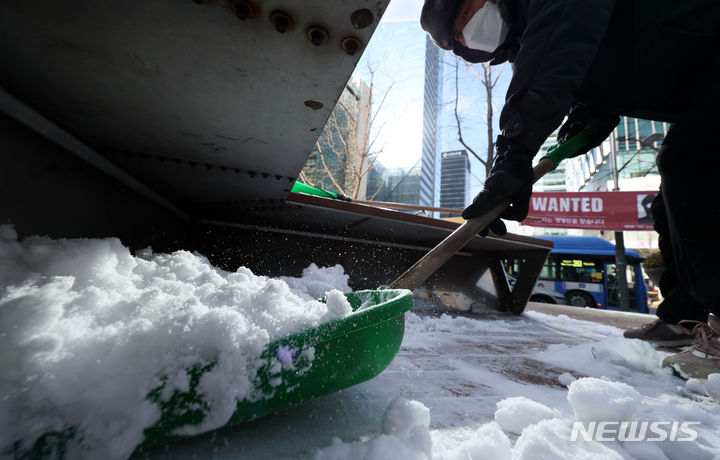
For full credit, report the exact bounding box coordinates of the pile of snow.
[451,423,512,460]
[558,372,576,387]
[494,396,560,434]
[278,263,351,301]
[308,315,720,460]
[705,374,720,402]
[567,377,642,422]
[0,226,354,459]
[534,336,672,380]
[493,376,719,460]
[311,397,432,460]
[512,418,624,460]
[683,375,720,403]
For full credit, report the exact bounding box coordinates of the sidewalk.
[135,302,720,459]
[526,301,655,330]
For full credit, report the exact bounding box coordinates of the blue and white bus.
[511,236,648,312]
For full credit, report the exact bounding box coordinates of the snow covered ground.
[0,227,355,459]
[2,228,719,460]
[139,304,720,459]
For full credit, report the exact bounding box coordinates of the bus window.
[606,263,638,307]
[606,264,636,287]
[539,258,557,280]
[558,258,603,283]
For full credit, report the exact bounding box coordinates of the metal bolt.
[228,0,259,20]
[304,100,324,110]
[341,37,363,56]
[307,26,329,46]
[350,9,374,29]
[269,10,294,33]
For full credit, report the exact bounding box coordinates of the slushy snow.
[0,227,354,459]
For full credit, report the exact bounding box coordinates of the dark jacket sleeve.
[500,0,616,155]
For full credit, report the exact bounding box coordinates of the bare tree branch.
[457,59,500,177]
[368,178,386,200]
[483,62,495,172]
[317,141,346,195]
[298,62,394,200]
[490,62,506,88]
[298,170,312,186]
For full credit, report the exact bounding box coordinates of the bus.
[510,236,648,312]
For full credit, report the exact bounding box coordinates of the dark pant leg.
[652,189,709,323]
[655,121,720,319]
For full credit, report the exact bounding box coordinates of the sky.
[381,0,424,22]
[352,0,426,170]
[351,0,513,204]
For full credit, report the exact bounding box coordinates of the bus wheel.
[565,291,595,308]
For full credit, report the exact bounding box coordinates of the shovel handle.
[389,157,556,291]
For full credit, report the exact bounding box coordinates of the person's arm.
[462,0,618,230]
[500,0,617,153]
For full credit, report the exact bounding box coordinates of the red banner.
[522,191,657,231]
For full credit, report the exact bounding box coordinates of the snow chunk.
[0,232,355,459]
[558,372,576,387]
[705,373,720,402]
[567,378,642,422]
[513,418,624,460]
[312,398,432,460]
[323,289,354,320]
[685,378,707,395]
[455,423,511,460]
[381,397,431,437]
[278,263,350,300]
[494,396,559,434]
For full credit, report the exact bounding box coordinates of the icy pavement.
[137,305,720,460]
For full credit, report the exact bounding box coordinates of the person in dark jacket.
[422,0,720,379]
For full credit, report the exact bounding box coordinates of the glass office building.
[439,150,470,217]
[367,163,422,209]
[421,35,443,208]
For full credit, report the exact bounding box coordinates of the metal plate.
[0,0,386,209]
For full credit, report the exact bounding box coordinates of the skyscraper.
[439,150,470,217]
[533,129,567,193]
[574,116,666,192]
[367,162,422,210]
[351,20,437,208]
[421,35,443,208]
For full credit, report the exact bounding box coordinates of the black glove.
[557,104,620,158]
[462,138,534,237]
